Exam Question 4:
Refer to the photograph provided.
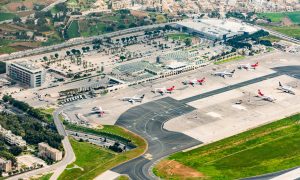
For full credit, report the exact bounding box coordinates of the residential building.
[6,61,46,88]
[0,125,26,147]
[38,142,62,161]
[0,158,12,172]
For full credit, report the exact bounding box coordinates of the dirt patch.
[6,0,55,12]
[155,160,204,179]
[9,41,40,48]
[130,10,149,18]
[281,17,294,26]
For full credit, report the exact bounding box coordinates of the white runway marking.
[206,112,222,118]
[232,104,247,110]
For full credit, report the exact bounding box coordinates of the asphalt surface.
[112,97,201,179]
[112,66,300,180]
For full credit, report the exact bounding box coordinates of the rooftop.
[13,61,43,72]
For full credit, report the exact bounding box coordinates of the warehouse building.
[6,61,46,88]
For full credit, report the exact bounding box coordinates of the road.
[7,107,75,180]
[111,66,300,179]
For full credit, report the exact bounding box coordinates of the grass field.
[266,25,300,39]
[259,35,282,42]
[39,173,53,180]
[214,56,245,65]
[67,20,80,39]
[167,33,193,41]
[258,11,300,24]
[59,125,146,180]
[154,113,300,179]
[0,12,17,21]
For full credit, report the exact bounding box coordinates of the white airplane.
[211,70,235,78]
[91,106,109,117]
[278,82,295,95]
[257,89,276,102]
[182,78,206,86]
[153,86,175,95]
[121,94,145,103]
[238,62,259,70]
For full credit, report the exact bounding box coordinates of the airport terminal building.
[176,19,259,40]
[6,61,46,88]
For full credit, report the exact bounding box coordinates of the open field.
[0,12,17,21]
[258,11,300,24]
[167,33,193,41]
[155,113,300,179]
[67,20,80,39]
[260,35,282,42]
[58,125,146,180]
[268,25,300,39]
[214,55,245,65]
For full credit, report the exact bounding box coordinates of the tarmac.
[111,65,300,179]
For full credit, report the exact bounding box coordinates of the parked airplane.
[91,106,109,117]
[278,82,295,95]
[121,94,145,103]
[257,89,276,102]
[153,86,175,95]
[211,70,235,78]
[182,78,205,86]
[238,62,259,70]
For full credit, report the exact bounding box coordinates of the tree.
[9,146,22,156]
[66,51,71,56]
[120,55,126,62]
[184,38,192,47]
[54,53,59,59]
[55,3,67,12]
[13,17,21,23]
[43,56,48,61]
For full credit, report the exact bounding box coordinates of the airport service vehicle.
[91,106,109,117]
[238,62,259,70]
[121,94,145,103]
[182,78,206,86]
[153,86,175,95]
[278,82,295,95]
[257,89,276,102]
[212,70,235,78]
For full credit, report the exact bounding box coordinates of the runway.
[112,66,300,179]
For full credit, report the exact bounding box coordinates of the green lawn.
[257,11,300,24]
[154,113,300,180]
[257,12,286,23]
[67,20,80,39]
[40,173,53,180]
[59,125,146,180]
[0,12,17,21]
[259,35,282,42]
[267,25,300,39]
[214,56,245,65]
[286,11,300,24]
[167,33,193,41]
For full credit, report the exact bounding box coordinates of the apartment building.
[38,142,62,161]
[0,158,12,172]
[0,125,26,147]
[6,61,46,88]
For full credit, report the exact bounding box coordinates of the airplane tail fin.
[140,94,145,99]
[231,69,235,74]
[279,82,282,87]
[258,89,264,96]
